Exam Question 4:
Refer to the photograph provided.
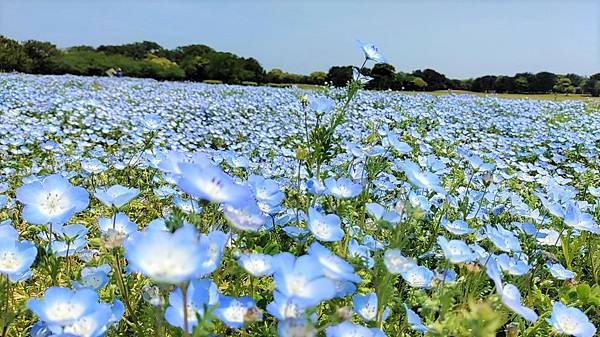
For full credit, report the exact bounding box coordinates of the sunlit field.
[0,57,599,337]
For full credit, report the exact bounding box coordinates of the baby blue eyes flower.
[72,264,111,290]
[0,238,37,282]
[486,224,522,253]
[383,249,417,274]
[0,222,19,240]
[563,202,600,233]
[401,265,434,289]
[546,262,575,280]
[27,287,99,328]
[214,295,261,329]
[437,236,475,264]
[165,280,217,333]
[404,304,429,333]
[399,160,446,195]
[496,253,530,276]
[16,174,89,225]
[98,212,137,237]
[124,224,212,284]
[353,293,389,322]
[366,203,401,224]
[356,40,387,64]
[222,202,268,232]
[272,253,337,307]
[238,253,274,277]
[94,184,140,208]
[307,207,344,242]
[307,242,361,283]
[547,302,596,337]
[324,177,362,199]
[278,318,317,337]
[310,96,335,114]
[176,162,252,207]
[266,291,310,320]
[501,284,538,322]
[306,177,326,195]
[441,218,474,235]
[50,224,88,257]
[326,321,377,337]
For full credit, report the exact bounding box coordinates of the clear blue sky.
[1,0,598,78]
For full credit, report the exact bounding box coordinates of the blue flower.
[437,236,475,264]
[546,262,575,280]
[441,218,474,235]
[307,242,361,283]
[306,177,326,195]
[486,224,521,252]
[326,321,375,337]
[383,249,417,274]
[400,265,434,289]
[404,304,429,333]
[310,96,335,114]
[348,239,374,268]
[94,184,140,209]
[356,40,387,64]
[366,203,401,224]
[324,177,362,199]
[214,295,261,329]
[72,264,111,290]
[98,212,137,237]
[399,161,446,194]
[238,253,274,277]
[266,291,310,320]
[164,280,216,333]
[564,201,600,233]
[278,318,317,337]
[484,256,504,293]
[16,174,89,225]
[272,253,336,306]
[0,222,19,241]
[496,253,530,276]
[125,224,210,284]
[176,162,252,206]
[307,207,344,242]
[0,238,37,282]
[222,201,268,232]
[27,287,100,329]
[547,302,596,337]
[353,293,389,322]
[501,284,538,322]
[49,224,88,257]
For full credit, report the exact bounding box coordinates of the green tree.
[553,76,575,95]
[308,71,327,85]
[412,77,427,91]
[326,66,353,87]
[514,76,529,93]
[0,35,32,72]
[22,40,61,74]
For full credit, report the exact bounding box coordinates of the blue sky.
[1,0,598,78]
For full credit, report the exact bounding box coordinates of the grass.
[415,89,600,103]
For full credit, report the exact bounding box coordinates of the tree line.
[1,35,599,96]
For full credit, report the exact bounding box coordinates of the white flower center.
[40,192,68,215]
[64,316,98,337]
[0,251,22,272]
[222,300,246,324]
[46,301,86,322]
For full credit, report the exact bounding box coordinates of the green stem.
[181,282,190,337]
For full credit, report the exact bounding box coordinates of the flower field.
[0,68,599,337]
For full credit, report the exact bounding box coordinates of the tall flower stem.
[181,282,190,337]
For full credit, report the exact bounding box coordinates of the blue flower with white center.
[435,269,457,283]
[441,218,474,235]
[16,174,89,226]
[278,318,317,337]
[0,221,18,241]
[484,256,504,293]
[164,280,215,333]
[362,235,384,251]
[306,177,326,196]
[310,96,335,113]
[307,242,361,283]
[547,302,596,337]
[383,249,417,274]
[49,224,88,257]
[501,284,538,322]
[214,295,261,329]
[94,184,140,209]
[564,201,600,233]
[404,304,429,333]
[324,177,362,199]
[125,224,208,284]
[72,264,111,290]
[486,224,521,252]
[437,236,475,264]
[247,175,284,212]
[272,252,336,307]
[27,287,101,330]
[334,280,357,298]
[98,212,137,237]
[196,230,229,276]
[266,291,310,320]
[353,293,389,322]
[400,265,434,289]
[307,207,344,242]
[348,239,374,268]
[384,133,412,154]
[0,238,37,282]
[62,303,113,337]
[176,162,252,207]
[238,253,274,277]
[222,201,268,232]
[326,321,375,337]
[366,203,401,224]
[356,40,387,64]
[399,160,446,194]
[496,253,530,276]
[546,262,575,280]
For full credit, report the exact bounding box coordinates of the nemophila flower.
[564,201,600,233]
[401,265,434,289]
[0,221,18,240]
[238,253,274,277]
[547,302,596,337]
[366,203,401,224]
[72,264,111,290]
[353,293,389,322]
[437,236,475,264]
[435,269,457,283]
[214,295,261,329]
[0,238,37,282]
[98,212,137,238]
[400,160,446,194]
[266,291,310,320]
[176,162,252,206]
[247,175,284,214]
[537,228,562,246]
[307,207,344,242]
[501,284,538,322]
[272,252,336,306]
[334,280,357,298]
[362,235,384,251]
[496,253,530,276]
[27,287,100,329]
[16,174,89,225]
[307,242,361,283]
[441,218,474,235]
[278,318,316,337]
[324,177,362,199]
[310,96,335,114]
[486,224,521,252]
[385,133,412,154]
[173,196,202,214]
[348,239,374,268]
[125,224,208,284]
[165,280,216,333]
[142,113,162,130]
[484,256,504,293]
[81,158,108,175]
[404,304,429,333]
[222,202,268,232]
[356,40,387,63]
[383,249,416,274]
[306,177,326,195]
[94,184,140,208]
[50,224,88,257]
[546,262,575,280]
